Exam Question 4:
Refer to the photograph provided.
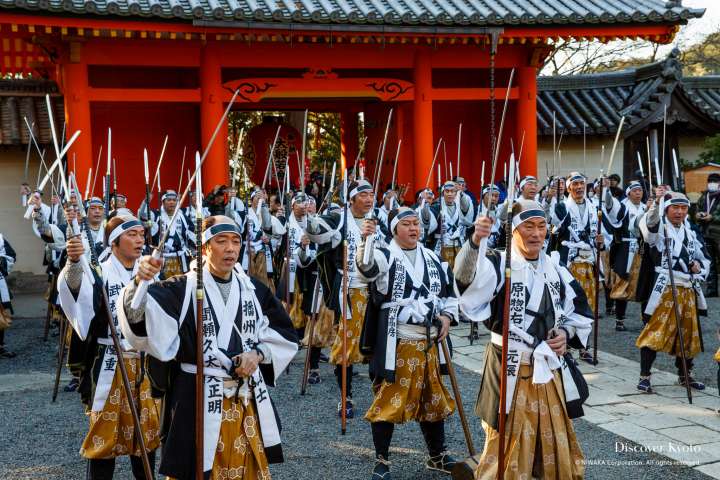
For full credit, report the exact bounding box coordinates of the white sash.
[564,197,598,263]
[92,255,137,413]
[382,241,442,373]
[188,267,282,473]
[500,250,580,414]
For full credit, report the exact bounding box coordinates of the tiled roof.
[0,0,704,28]
[537,49,720,136]
[0,79,62,146]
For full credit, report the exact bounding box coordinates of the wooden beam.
[430,87,519,101]
[87,87,201,102]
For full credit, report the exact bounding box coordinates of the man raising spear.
[454,198,592,479]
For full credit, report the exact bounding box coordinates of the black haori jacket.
[117,266,298,480]
[602,195,647,280]
[457,238,593,429]
[358,240,458,383]
[638,206,710,321]
[305,209,389,314]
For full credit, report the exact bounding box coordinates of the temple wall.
[0,147,51,275]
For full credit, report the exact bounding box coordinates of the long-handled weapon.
[440,339,475,456]
[194,151,206,480]
[300,275,322,395]
[90,146,102,198]
[456,123,463,178]
[151,135,169,210]
[178,146,187,194]
[51,308,68,402]
[592,117,625,365]
[487,69,515,218]
[497,156,516,480]
[662,214,693,404]
[143,150,154,247]
[104,128,112,219]
[340,169,349,435]
[130,90,239,308]
[423,138,444,190]
[362,109,392,266]
[48,105,154,478]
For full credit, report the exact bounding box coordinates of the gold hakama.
[250,251,276,295]
[636,286,702,357]
[610,252,642,301]
[329,287,368,365]
[365,339,455,424]
[167,398,271,480]
[474,364,584,480]
[288,281,306,330]
[601,250,615,290]
[440,245,461,270]
[79,357,161,459]
[568,262,597,314]
[161,257,184,280]
[302,304,337,349]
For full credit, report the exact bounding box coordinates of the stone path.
[449,324,720,479]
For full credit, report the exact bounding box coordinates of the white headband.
[202,222,242,244]
[511,208,546,230]
[108,219,143,245]
[390,209,419,233]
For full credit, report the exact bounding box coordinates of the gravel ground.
[0,293,714,479]
[594,294,720,389]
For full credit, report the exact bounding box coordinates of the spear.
[661,104,667,185]
[84,168,92,201]
[105,128,112,219]
[456,123,463,177]
[131,90,240,308]
[637,152,648,199]
[23,119,34,183]
[497,154,516,480]
[583,122,587,174]
[424,138,444,190]
[662,211,692,404]
[262,126,282,190]
[300,109,308,189]
[672,149,683,192]
[112,156,118,208]
[193,151,205,480]
[442,139,449,181]
[487,68,515,217]
[178,146,187,194]
[363,108,393,265]
[143,149,154,246]
[390,139,402,192]
[373,108,393,194]
[152,134,169,210]
[90,146,102,198]
[340,168,349,435]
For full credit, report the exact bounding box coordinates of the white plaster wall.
[0,147,53,275]
[537,136,624,181]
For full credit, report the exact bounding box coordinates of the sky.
[664,0,719,51]
[541,0,719,74]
